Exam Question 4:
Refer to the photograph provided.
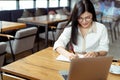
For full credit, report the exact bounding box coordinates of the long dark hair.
[66,0,97,45]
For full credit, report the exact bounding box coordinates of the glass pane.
[49,0,58,7]
[19,0,33,9]
[36,0,47,8]
[60,0,68,7]
[0,1,16,10]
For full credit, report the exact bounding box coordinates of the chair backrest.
[0,42,7,54]
[7,27,37,54]
[55,21,67,40]
[0,42,7,67]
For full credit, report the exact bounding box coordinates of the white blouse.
[53,22,109,53]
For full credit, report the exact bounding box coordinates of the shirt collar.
[88,22,97,33]
[78,22,97,35]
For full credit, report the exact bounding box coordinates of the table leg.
[45,25,48,47]
[113,21,118,40]
[37,25,48,49]
[36,26,39,51]
[109,22,114,43]
[113,27,117,40]
[115,20,120,40]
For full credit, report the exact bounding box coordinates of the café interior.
[0,0,120,80]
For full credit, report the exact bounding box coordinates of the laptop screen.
[59,56,113,80]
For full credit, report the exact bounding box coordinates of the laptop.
[59,56,113,80]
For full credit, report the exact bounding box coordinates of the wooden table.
[0,21,26,32]
[1,47,120,80]
[18,14,68,47]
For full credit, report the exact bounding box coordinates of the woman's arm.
[84,24,109,58]
[96,51,107,56]
[84,51,107,58]
[56,46,78,60]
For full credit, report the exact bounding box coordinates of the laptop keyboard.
[59,70,69,80]
[62,74,68,80]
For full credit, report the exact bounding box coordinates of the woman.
[53,0,109,60]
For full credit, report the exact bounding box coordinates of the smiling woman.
[53,0,109,60]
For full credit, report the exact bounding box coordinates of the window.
[60,0,68,7]
[19,0,34,9]
[0,1,16,10]
[49,0,58,7]
[36,0,47,8]
[0,0,70,10]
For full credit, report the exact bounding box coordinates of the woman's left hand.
[84,52,98,58]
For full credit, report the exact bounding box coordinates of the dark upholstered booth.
[0,7,70,22]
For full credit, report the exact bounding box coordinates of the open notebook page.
[56,54,84,62]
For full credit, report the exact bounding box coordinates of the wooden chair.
[0,42,7,67]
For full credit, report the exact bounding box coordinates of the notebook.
[56,54,84,62]
[59,56,113,80]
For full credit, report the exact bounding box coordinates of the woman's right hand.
[68,53,79,60]
[55,47,79,60]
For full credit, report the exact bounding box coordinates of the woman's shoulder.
[93,21,107,33]
[62,25,72,34]
[64,25,72,30]
[94,21,106,29]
